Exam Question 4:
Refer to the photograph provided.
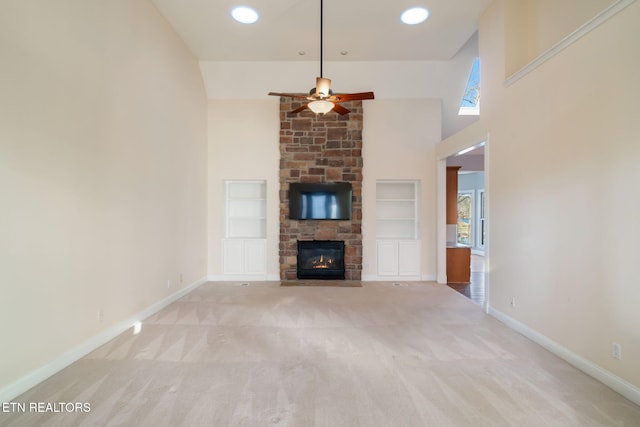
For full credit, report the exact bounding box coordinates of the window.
[458,58,480,116]
[457,191,474,245]
[477,189,486,249]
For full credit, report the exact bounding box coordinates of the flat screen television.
[289,182,352,220]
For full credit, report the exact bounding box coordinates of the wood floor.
[2,280,639,426]
[447,254,486,306]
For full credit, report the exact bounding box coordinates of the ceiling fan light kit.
[268,0,374,115]
[308,100,335,114]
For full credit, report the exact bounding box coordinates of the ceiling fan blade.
[316,77,332,97]
[333,104,350,115]
[289,104,309,114]
[268,92,309,99]
[333,92,375,102]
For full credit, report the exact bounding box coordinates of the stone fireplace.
[278,98,363,280]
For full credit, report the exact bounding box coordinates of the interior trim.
[505,0,637,87]
[489,306,640,406]
[0,276,208,402]
[359,275,436,282]
[208,274,280,281]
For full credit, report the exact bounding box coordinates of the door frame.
[436,136,490,313]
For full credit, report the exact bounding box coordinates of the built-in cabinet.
[225,180,266,239]
[377,240,420,277]
[222,239,266,276]
[446,166,461,225]
[375,181,420,278]
[445,167,471,283]
[222,180,267,277]
[446,246,471,283]
[376,181,418,239]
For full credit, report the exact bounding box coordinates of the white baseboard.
[0,276,208,403]
[360,275,430,282]
[207,274,280,282]
[489,306,640,406]
[209,274,436,283]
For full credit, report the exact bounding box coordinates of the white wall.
[0,0,208,395]
[504,0,616,75]
[447,153,485,171]
[526,0,615,57]
[362,99,442,280]
[200,52,477,139]
[458,173,485,192]
[440,0,640,393]
[206,98,441,281]
[207,99,281,279]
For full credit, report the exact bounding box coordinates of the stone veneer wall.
[279,98,363,280]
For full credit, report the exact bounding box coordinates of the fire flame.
[311,255,334,269]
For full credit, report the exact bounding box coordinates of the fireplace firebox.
[297,240,345,280]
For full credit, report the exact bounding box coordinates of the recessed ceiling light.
[231,6,259,24]
[401,7,429,25]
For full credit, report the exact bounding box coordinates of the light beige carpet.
[2,281,639,426]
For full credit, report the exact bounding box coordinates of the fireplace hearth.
[297,240,345,280]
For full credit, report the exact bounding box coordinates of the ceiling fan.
[268,0,374,115]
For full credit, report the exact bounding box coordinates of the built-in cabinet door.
[375,180,420,279]
[222,240,245,275]
[222,239,266,276]
[222,180,267,278]
[377,240,399,276]
[377,240,420,277]
[398,240,420,276]
[244,240,266,275]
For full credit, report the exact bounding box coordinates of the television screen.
[289,182,352,220]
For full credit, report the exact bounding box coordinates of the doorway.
[437,139,489,311]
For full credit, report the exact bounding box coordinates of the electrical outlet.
[612,342,622,360]
[97,309,103,322]
[167,279,171,289]
[509,297,516,308]
[180,273,183,284]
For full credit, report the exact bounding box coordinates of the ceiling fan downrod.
[311,0,332,99]
[320,0,323,79]
[267,0,374,115]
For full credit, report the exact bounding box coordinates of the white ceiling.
[151,0,491,138]
[447,144,485,171]
[151,0,491,61]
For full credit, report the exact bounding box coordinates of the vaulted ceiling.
[151,0,491,61]
[151,0,492,138]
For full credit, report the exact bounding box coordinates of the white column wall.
[439,0,640,392]
[0,0,208,395]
